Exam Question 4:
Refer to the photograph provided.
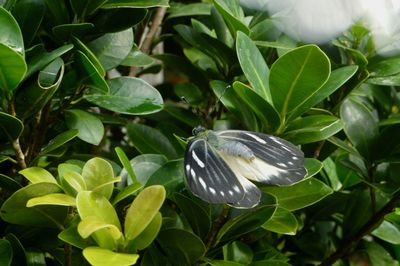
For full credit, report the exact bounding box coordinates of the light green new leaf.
[27,193,76,207]
[63,171,87,193]
[65,109,104,145]
[78,217,122,240]
[19,167,57,184]
[124,185,166,240]
[83,247,139,266]
[269,45,330,124]
[263,178,333,211]
[262,207,298,235]
[236,32,271,103]
[82,158,114,199]
[130,212,162,250]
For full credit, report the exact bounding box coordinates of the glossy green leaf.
[364,241,398,266]
[340,97,379,160]
[127,123,177,159]
[121,44,155,67]
[284,115,343,144]
[233,81,280,131]
[0,173,22,192]
[124,185,166,240]
[39,129,79,156]
[76,191,121,249]
[168,3,211,19]
[304,158,323,178]
[65,109,104,145]
[115,146,138,184]
[214,0,249,37]
[368,75,400,86]
[70,0,106,17]
[368,56,400,77]
[75,50,109,93]
[78,217,122,240]
[25,44,72,80]
[287,65,358,121]
[52,23,95,42]
[0,6,24,53]
[211,80,258,131]
[145,159,184,196]
[101,0,169,8]
[27,193,76,207]
[0,44,27,93]
[372,220,400,244]
[122,154,167,186]
[262,207,298,235]
[216,205,276,243]
[223,241,253,265]
[0,239,12,266]
[26,250,46,266]
[131,212,162,250]
[83,247,139,266]
[84,77,163,115]
[112,183,143,206]
[174,82,204,106]
[87,28,133,70]
[0,111,23,140]
[82,157,114,199]
[263,178,333,211]
[157,228,205,265]
[19,167,57,184]
[236,31,271,102]
[92,8,147,34]
[64,171,86,193]
[174,193,211,239]
[73,36,105,77]
[0,183,66,227]
[58,218,93,249]
[269,45,330,122]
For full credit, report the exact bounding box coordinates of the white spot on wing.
[220,191,225,196]
[199,177,207,190]
[233,185,241,192]
[228,190,234,196]
[192,151,205,168]
[190,169,196,178]
[292,156,298,160]
[277,162,286,167]
[209,187,216,194]
[245,133,267,144]
[185,164,191,172]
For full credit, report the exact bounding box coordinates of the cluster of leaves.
[0,0,400,265]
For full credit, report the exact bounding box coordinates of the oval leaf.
[82,157,114,199]
[83,247,139,266]
[27,193,76,207]
[19,167,57,184]
[65,109,104,145]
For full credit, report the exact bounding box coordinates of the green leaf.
[263,178,333,211]
[216,205,276,244]
[124,185,166,240]
[76,191,121,249]
[52,23,95,42]
[70,0,107,18]
[223,241,253,265]
[284,115,343,144]
[73,36,105,77]
[236,31,271,103]
[27,193,76,207]
[127,123,177,159]
[115,147,138,184]
[87,28,133,70]
[82,157,114,199]
[0,111,23,140]
[91,8,147,34]
[0,6,24,54]
[340,97,379,160]
[174,193,211,239]
[0,239,12,266]
[75,50,109,93]
[83,247,139,266]
[19,167,57,184]
[145,159,184,196]
[211,80,258,131]
[232,81,280,131]
[372,220,400,244]
[213,0,249,37]
[287,65,358,121]
[121,44,155,67]
[262,207,298,235]
[112,183,143,206]
[157,228,205,265]
[304,158,323,178]
[58,218,93,249]
[210,261,245,266]
[168,3,211,19]
[122,154,167,186]
[78,217,122,240]
[0,173,22,192]
[65,109,104,145]
[63,171,87,194]
[368,56,400,77]
[367,75,400,86]
[84,77,163,115]
[269,45,330,123]
[0,183,66,227]
[0,44,27,93]
[174,82,204,106]
[101,0,169,8]
[364,241,399,266]
[130,212,162,250]
[38,129,78,157]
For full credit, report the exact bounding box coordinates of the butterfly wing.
[216,130,306,185]
[184,137,247,205]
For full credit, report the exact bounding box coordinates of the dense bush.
[0,0,400,265]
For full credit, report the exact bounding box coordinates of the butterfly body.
[184,126,306,208]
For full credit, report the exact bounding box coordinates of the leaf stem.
[320,189,400,266]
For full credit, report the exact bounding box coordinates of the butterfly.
[184,126,306,208]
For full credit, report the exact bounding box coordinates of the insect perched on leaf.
[184,126,306,208]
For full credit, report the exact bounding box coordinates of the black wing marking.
[184,138,245,204]
[229,174,261,208]
[216,130,306,185]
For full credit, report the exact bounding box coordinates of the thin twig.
[205,205,231,252]
[8,101,26,169]
[129,7,167,77]
[320,189,400,266]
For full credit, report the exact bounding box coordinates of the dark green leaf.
[0,173,22,192]
[39,129,79,156]
[168,3,211,19]
[0,43,26,93]
[0,111,23,140]
[223,241,253,265]
[146,159,184,196]
[70,0,107,18]
[0,6,24,54]
[214,0,249,37]
[262,207,298,235]
[121,44,155,67]
[52,23,94,42]
[0,239,12,266]
[101,0,169,8]
[91,8,147,33]
[127,123,177,159]
[65,109,104,145]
